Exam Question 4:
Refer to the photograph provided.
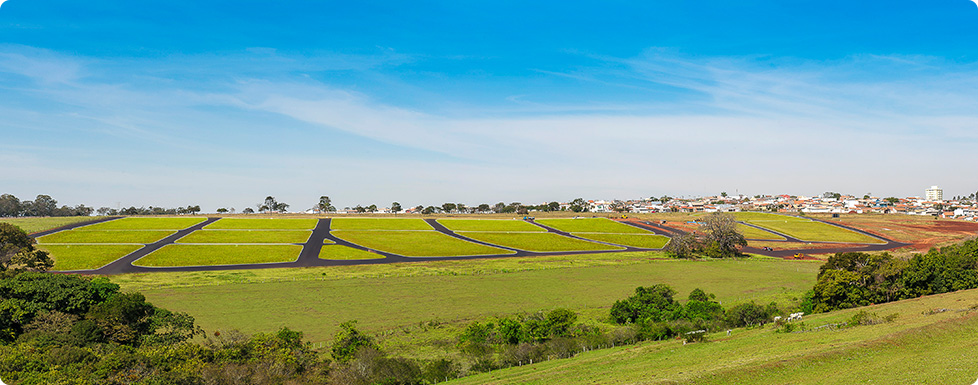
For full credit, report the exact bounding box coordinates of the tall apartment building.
[926,186,943,202]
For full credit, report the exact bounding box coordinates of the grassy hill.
[448,288,978,385]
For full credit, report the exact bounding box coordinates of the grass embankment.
[571,233,671,249]
[319,245,384,260]
[332,230,511,257]
[1,216,105,234]
[735,212,882,244]
[134,245,302,267]
[37,244,142,271]
[438,219,546,232]
[204,218,318,230]
[330,218,433,230]
[121,256,820,344]
[459,232,623,252]
[84,217,206,230]
[448,288,978,385]
[37,230,175,244]
[536,218,651,234]
[176,230,312,244]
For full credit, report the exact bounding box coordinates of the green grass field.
[204,218,318,230]
[319,245,385,260]
[134,245,302,267]
[37,230,175,244]
[737,223,786,240]
[1,217,104,234]
[448,288,978,385]
[83,217,207,230]
[37,244,142,271]
[458,232,624,252]
[176,230,311,244]
[570,233,671,249]
[737,214,882,243]
[126,256,820,344]
[536,218,651,234]
[330,218,433,230]
[438,219,545,232]
[331,230,511,257]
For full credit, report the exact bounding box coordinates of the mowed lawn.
[38,244,142,271]
[737,224,786,240]
[37,230,175,244]
[134,245,302,267]
[177,230,311,244]
[331,230,511,257]
[204,218,318,230]
[736,213,883,243]
[536,218,651,234]
[571,233,671,249]
[131,258,820,344]
[458,232,623,252]
[438,219,545,232]
[330,218,433,230]
[319,245,384,260]
[83,217,206,230]
[1,217,104,234]
[449,288,978,385]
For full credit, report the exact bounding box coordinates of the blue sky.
[2,1,978,211]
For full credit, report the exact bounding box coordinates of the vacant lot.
[438,219,545,232]
[536,218,651,234]
[319,245,385,260]
[134,244,302,267]
[808,214,978,253]
[458,232,623,252]
[735,213,881,243]
[571,233,671,249]
[1,217,104,234]
[737,224,786,240]
[37,230,175,244]
[177,230,312,244]
[84,217,206,230]
[332,230,511,257]
[37,244,142,271]
[330,218,433,230]
[204,218,318,230]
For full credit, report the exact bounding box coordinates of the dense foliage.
[0,223,53,273]
[664,212,747,259]
[0,194,92,218]
[809,239,978,312]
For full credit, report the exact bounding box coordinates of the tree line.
[0,194,93,217]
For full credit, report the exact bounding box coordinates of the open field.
[737,224,785,240]
[449,288,978,385]
[319,245,385,260]
[330,218,433,230]
[203,218,318,230]
[438,219,545,232]
[734,213,882,243]
[37,230,175,244]
[536,218,651,234]
[37,244,142,271]
[458,232,623,252]
[127,256,820,344]
[83,217,206,230]
[571,233,671,249]
[1,216,104,234]
[134,244,302,267]
[331,230,512,257]
[176,230,311,244]
[808,214,978,253]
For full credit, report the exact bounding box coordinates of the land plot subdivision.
[177,230,312,244]
[737,224,786,240]
[82,217,206,230]
[319,245,385,260]
[37,230,175,244]
[331,230,511,257]
[438,219,545,232]
[134,244,302,267]
[570,233,671,249]
[204,218,318,230]
[536,218,651,233]
[458,232,624,252]
[38,244,143,271]
[330,218,432,230]
[1,217,105,234]
[735,213,882,243]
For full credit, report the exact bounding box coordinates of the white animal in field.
[773,316,782,322]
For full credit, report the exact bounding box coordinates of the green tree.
[0,223,53,273]
[0,194,21,217]
[216,208,228,213]
[700,212,746,258]
[569,198,589,213]
[391,202,402,215]
[664,232,700,259]
[331,320,377,363]
[422,206,436,215]
[547,201,561,212]
[477,203,491,213]
[442,203,457,213]
[318,196,336,213]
